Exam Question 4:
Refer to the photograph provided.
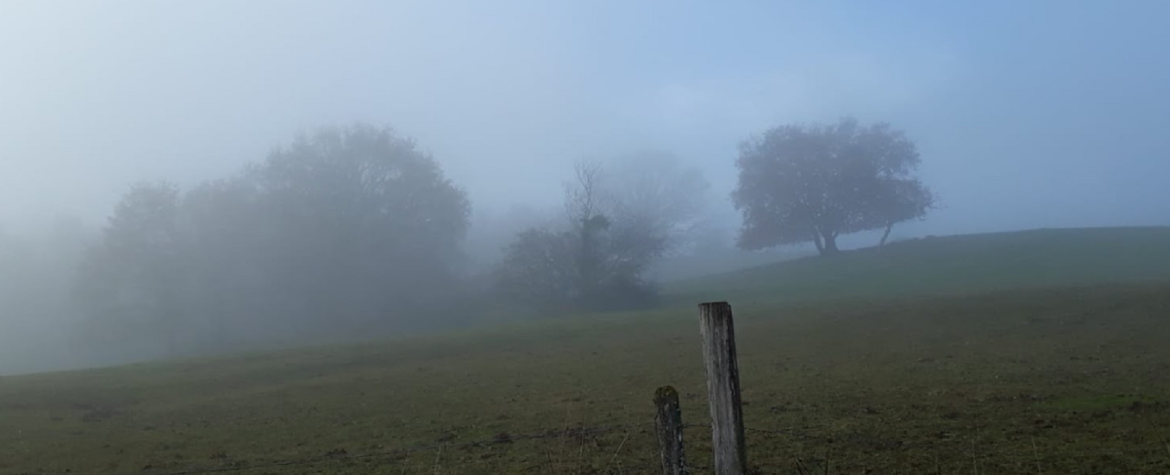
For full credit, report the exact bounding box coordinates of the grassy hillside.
[2,227,1169,475]
[666,226,1170,305]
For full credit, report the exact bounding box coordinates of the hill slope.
[666,226,1170,305]
[2,227,1170,474]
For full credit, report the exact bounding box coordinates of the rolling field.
[667,227,1170,305]
[2,227,1170,474]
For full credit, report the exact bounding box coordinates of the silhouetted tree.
[732,117,934,256]
[497,160,665,311]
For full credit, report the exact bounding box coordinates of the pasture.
[2,227,1169,474]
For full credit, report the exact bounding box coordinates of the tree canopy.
[732,117,934,255]
[76,124,470,358]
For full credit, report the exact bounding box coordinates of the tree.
[874,177,935,246]
[494,228,579,310]
[563,160,615,299]
[248,123,471,332]
[76,123,473,361]
[603,151,711,254]
[76,181,187,356]
[732,117,934,256]
[496,160,665,311]
[177,177,267,348]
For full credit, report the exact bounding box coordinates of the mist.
[3,1,1169,375]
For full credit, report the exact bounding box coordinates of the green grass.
[2,227,1170,474]
[665,226,1170,305]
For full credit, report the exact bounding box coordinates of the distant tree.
[873,176,935,246]
[248,123,471,331]
[496,160,664,311]
[603,151,711,254]
[494,227,579,310]
[566,160,666,308]
[76,123,473,361]
[732,117,934,256]
[76,181,187,356]
[177,177,266,347]
[563,160,614,299]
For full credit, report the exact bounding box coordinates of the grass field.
[2,227,1170,474]
[666,227,1170,304]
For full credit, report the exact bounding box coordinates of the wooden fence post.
[654,385,689,475]
[698,302,747,475]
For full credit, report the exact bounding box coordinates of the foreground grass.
[3,282,1169,474]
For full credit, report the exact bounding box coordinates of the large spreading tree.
[248,124,471,329]
[732,117,934,256]
[76,123,471,358]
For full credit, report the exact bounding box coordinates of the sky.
[2,0,1168,237]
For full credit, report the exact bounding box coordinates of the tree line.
[73,117,933,359]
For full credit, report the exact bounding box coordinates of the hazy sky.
[2,0,1168,236]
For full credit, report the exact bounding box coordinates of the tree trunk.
[811,232,825,255]
[879,223,894,247]
[578,217,598,301]
[821,234,839,255]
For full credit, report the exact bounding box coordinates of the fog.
[2,1,1169,374]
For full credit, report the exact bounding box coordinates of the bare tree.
[497,159,666,311]
[564,160,612,298]
[605,151,711,254]
[564,160,609,226]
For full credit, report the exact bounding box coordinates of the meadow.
[2,227,1169,474]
